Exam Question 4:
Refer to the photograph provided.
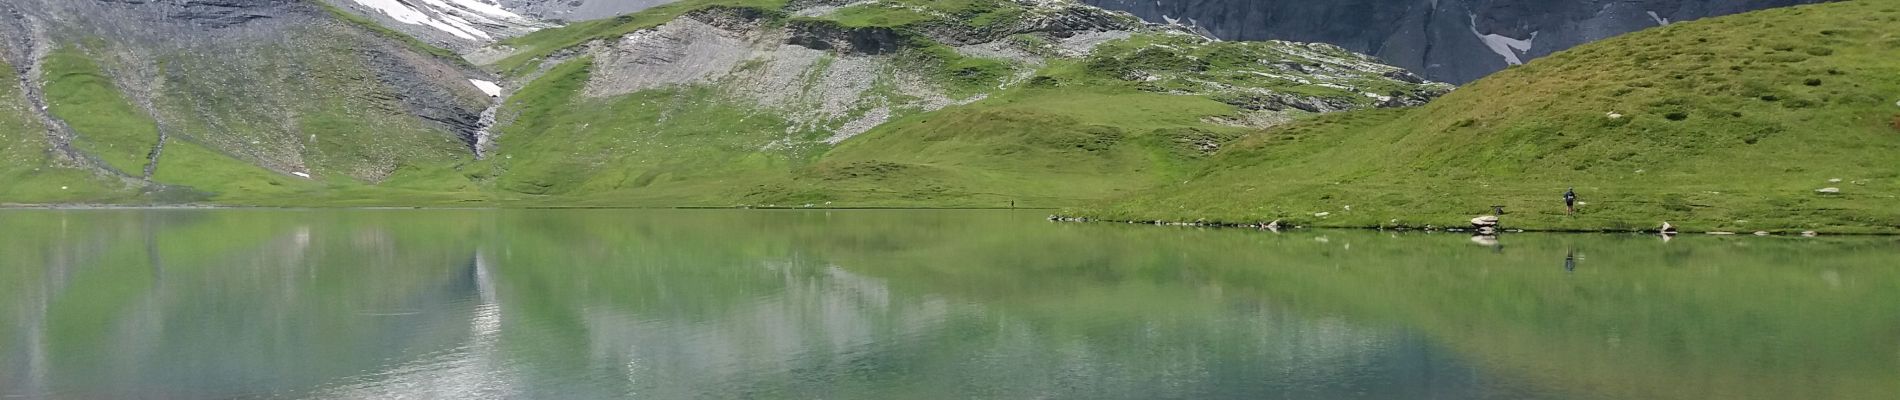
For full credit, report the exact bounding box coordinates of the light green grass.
[756,86,1249,207]
[0,57,123,203]
[41,46,158,176]
[1085,0,1900,233]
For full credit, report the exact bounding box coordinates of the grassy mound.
[1086,0,1900,233]
[752,86,1248,208]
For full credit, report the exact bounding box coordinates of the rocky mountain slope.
[1082,0,1824,83]
[0,0,498,203]
[0,0,1448,206]
[1085,0,1900,233]
[464,0,1451,206]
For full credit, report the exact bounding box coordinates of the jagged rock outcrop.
[1081,0,1822,83]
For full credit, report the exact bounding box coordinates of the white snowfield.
[349,0,539,41]
[469,79,504,97]
[1468,14,1536,65]
[1646,11,1672,26]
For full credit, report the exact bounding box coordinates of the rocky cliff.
[1082,0,1823,83]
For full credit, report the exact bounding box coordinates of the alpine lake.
[1,209,1894,399]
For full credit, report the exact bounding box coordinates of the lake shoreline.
[1048,215,1900,236]
[6,203,1892,235]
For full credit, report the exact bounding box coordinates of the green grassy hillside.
[1086,0,1900,233]
[458,0,1444,208]
[0,2,494,205]
[0,56,121,203]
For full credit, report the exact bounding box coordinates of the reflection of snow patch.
[1646,11,1671,26]
[469,79,503,97]
[1468,15,1537,65]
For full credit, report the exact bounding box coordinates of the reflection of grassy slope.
[0,210,491,394]
[6,209,1894,398]
[470,210,1900,398]
[1090,1,1900,233]
[806,221,1900,400]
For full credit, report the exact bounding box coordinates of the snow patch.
[291,172,311,179]
[428,0,530,21]
[1468,15,1537,65]
[350,0,486,40]
[469,79,503,97]
[1646,11,1671,26]
[350,0,546,42]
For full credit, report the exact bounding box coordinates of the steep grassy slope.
[0,0,497,205]
[0,55,119,203]
[1086,0,1900,233]
[41,46,158,176]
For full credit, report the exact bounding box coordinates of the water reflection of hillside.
[0,210,489,398]
[2,210,1896,399]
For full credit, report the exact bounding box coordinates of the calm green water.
[0,209,1895,399]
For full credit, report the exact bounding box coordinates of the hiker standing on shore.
[1564,188,1578,215]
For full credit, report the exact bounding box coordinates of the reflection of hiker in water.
[1564,250,1576,272]
[1563,188,1578,215]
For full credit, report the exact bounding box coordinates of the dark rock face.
[787,20,906,55]
[94,0,291,29]
[1081,0,1823,83]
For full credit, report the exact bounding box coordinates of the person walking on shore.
[1563,188,1578,215]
